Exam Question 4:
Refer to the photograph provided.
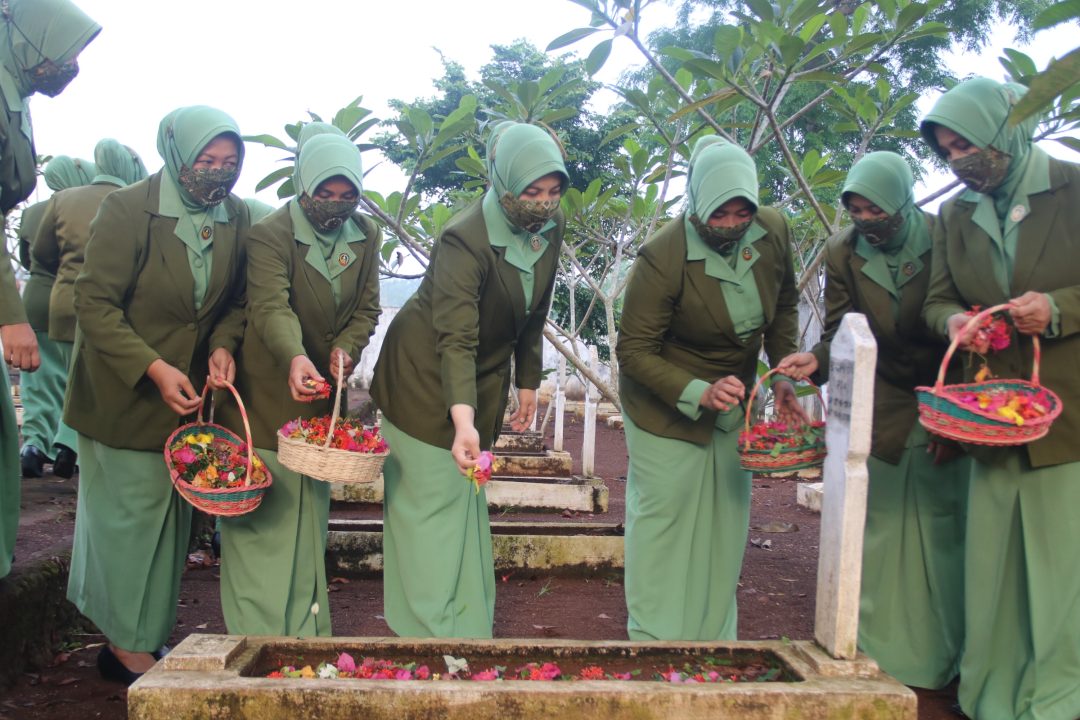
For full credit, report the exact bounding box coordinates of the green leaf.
[599,121,639,148]
[745,0,775,22]
[661,46,706,62]
[254,165,293,193]
[275,178,296,200]
[539,107,579,124]
[779,35,806,66]
[898,21,948,41]
[585,39,613,76]
[683,58,731,81]
[844,32,886,55]
[876,0,897,22]
[1055,136,1080,153]
[826,9,848,39]
[538,66,568,95]
[789,0,827,28]
[1010,47,1080,124]
[895,1,927,33]
[1034,0,1080,30]
[666,87,740,121]
[1002,48,1039,79]
[546,27,602,51]
[712,25,743,60]
[798,12,828,42]
[243,133,289,151]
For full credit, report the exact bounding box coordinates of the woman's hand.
[1009,291,1052,336]
[773,380,811,425]
[1,323,39,372]
[207,348,236,389]
[699,375,745,412]
[146,359,201,415]
[508,388,537,432]
[946,312,988,353]
[288,355,325,403]
[449,403,481,475]
[775,352,818,381]
[328,347,354,384]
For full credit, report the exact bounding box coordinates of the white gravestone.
[581,347,600,478]
[814,313,876,659]
[554,355,566,453]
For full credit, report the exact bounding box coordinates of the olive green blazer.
[31,182,120,341]
[370,199,563,450]
[0,241,27,326]
[215,206,382,449]
[810,218,951,464]
[923,156,1080,468]
[616,209,799,445]
[16,200,51,331]
[0,97,36,216]
[64,171,249,451]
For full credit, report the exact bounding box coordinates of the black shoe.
[950,702,969,718]
[52,445,77,479]
[96,645,143,686]
[20,445,46,478]
[151,645,171,660]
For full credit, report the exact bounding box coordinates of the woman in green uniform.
[921,77,1080,720]
[0,0,98,579]
[371,121,568,638]
[776,151,969,688]
[32,138,146,477]
[65,106,249,683]
[17,155,95,477]
[217,132,381,637]
[615,136,802,641]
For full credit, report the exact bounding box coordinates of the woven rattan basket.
[166,381,272,517]
[915,303,1062,445]
[277,356,388,484]
[739,367,826,472]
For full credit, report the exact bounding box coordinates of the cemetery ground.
[1,403,956,719]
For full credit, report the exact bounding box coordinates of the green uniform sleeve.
[923,208,968,338]
[246,223,306,367]
[0,241,27,325]
[72,192,160,388]
[29,195,60,277]
[431,230,484,412]
[331,221,382,360]
[677,378,710,420]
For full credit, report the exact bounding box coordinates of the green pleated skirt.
[219,449,331,637]
[0,366,18,578]
[623,413,750,641]
[381,419,495,638]
[18,330,66,453]
[958,452,1080,720]
[66,434,191,651]
[858,424,969,689]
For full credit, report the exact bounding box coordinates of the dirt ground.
[0,407,957,719]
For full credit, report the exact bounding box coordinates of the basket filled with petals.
[165,381,272,517]
[916,303,1062,445]
[277,355,388,484]
[738,368,826,472]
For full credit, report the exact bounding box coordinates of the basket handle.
[933,302,1041,391]
[323,354,345,450]
[742,367,823,449]
[201,378,258,487]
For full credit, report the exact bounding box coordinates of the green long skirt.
[18,330,65,453]
[381,419,495,638]
[623,413,750,641]
[958,453,1080,720]
[858,424,969,689]
[219,450,331,637]
[0,367,18,578]
[51,340,77,452]
[66,434,192,651]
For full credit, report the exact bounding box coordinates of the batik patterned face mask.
[178,167,239,207]
[28,58,79,97]
[852,212,904,247]
[298,193,358,232]
[950,146,1011,194]
[499,193,560,234]
[690,214,752,255]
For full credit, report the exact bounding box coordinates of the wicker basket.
[739,367,827,472]
[915,303,1062,445]
[277,355,388,484]
[166,381,272,517]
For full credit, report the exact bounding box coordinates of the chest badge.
[530,235,543,251]
[338,252,350,267]
[742,247,753,261]
[1009,204,1027,223]
[200,226,212,241]
[902,261,916,276]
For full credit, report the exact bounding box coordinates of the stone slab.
[129,636,916,720]
[494,431,545,453]
[796,482,823,513]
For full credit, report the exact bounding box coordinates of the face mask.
[28,58,79,97]
[499,193,560,234]
[298,193,358,232]
[690,214,752,254]
[950,146,1011,194]
[852,213,904,247]
[178,166,238,207]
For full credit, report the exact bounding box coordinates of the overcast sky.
[25,0,1079,212]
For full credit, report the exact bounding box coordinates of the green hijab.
[92,138,147,187]
[43,154,94,191]
[686,136,759,221]
[920,78,1039,212]
[0,0,99,97]
[289,133,366,301]
[842,151,924,254]
[296,121,346,152]
[480,121,568,272]
[156,105,244,210]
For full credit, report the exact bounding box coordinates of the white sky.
[25,0,1079,213]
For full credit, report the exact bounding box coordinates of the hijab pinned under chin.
[293,133,364,235]
[156,105,244,210]
[684,135,759,254]
[842,151,922,254]
[484,121,569,236]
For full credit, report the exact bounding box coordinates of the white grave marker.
[814,313,876,659]
[581,347,600,477]
[554,355,566,452]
